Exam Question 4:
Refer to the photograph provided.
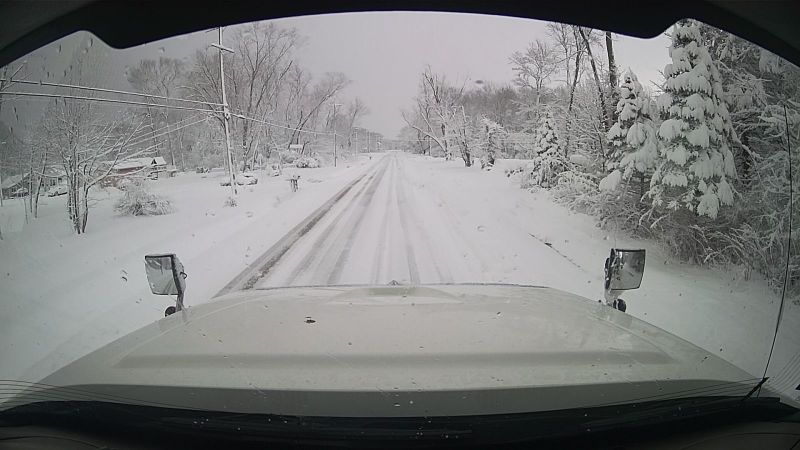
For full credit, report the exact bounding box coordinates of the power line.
[126,112,203,143]
[126,115,210,150]
[1,83,381,141]
[229,112,334,136]
[0,78,224,107]
[0,90,217,113]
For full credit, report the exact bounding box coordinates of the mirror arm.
[176,292,185,312]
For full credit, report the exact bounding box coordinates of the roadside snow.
[0,158,376,383]
[412,156,798,403]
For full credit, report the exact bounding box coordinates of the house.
[105,156,171,186]
[41,166,67,189]
[112,156,168,176]
[1,174,25,198]
[0,167,68,199]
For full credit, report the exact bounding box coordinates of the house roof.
[113,156,168,170]
[1,174,24,189]
[42,166,66,177]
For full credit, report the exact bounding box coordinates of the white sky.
[277,12,672,137]
[5,12,673,139]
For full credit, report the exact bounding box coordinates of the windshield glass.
[0,12,797,418]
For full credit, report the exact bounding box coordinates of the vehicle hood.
[4,284,763,417]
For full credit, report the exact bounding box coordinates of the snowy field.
[1,152,797,404]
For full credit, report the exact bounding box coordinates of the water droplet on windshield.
[393,403,400,407]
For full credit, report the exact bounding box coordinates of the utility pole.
[212,27,237,197]
[331,102,342,167]
[0,141,5,207]
[367,131,370,154]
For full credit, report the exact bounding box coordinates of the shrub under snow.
[295,156,320,168]
[114,179,174,216]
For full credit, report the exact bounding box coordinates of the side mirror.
[604,248,646,291]
[144,253,187,315]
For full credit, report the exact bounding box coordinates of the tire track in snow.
[324,158,392,284]
[396,156,451,283]
[410,162,489,276]
[283,157,390,285]
[394,158,421,284]
[215,158,384,296]
[370,156,395,284]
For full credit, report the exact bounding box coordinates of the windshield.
[0,11,797,425]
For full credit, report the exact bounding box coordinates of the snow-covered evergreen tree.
[525,109,567,188]
[479,116,506,168]
[599,69,658,192]
[648,19,737,219]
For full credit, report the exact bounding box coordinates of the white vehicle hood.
[6,285,763,417]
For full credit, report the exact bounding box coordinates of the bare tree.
[546,23,575,84]
[402,67,465,162]
[343,98,369,151]
[510,39,559,114]
[577,27,611,130]
[563,26,586,155]
[127,57,186,167]
[0,63,25,213]
[228,23,301,168]
[41,94,143,234]
[284,71,350,154]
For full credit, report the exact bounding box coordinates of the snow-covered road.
[255,151,585,287]
[250,151,797,404]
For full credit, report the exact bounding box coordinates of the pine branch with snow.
[648,19,737,219]
[524,110,568,189]
[599,69,658,192]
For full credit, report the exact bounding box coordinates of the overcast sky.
[279,12,671,137]
[7,12,673,139]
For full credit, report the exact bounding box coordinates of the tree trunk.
[79,186,89,234]
[27,151,35,215]
[579,28,610,131]
[241,120,250,170]
[441,123,450,160]
[564,37,583,156]
[32,152,47,218]
[146,107,159,156]
[605,32,620,124]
